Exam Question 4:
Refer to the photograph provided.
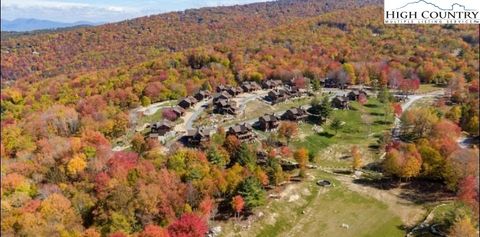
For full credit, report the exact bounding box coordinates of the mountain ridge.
[1,18,100,32]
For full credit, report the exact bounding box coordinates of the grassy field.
[219,170,405,237]
[417,84,445,93]
[293,98,394,160]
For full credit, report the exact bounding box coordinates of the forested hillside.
[1,1,479,237]
[1,0,381,82]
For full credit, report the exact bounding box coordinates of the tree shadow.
[369,112,384,116]
[333,170,352,175]
[374,120,392,125]
[318,132,334,138]
[364,103,378,108]
[397,179,455,204]
[352,177,399,190]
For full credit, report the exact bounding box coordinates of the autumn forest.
[1,0,479,236]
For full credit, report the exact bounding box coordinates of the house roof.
[229,123,253,133]
[153,119,174,128]
[173,106,185,113]
[195,90,211,96]
[260,114,278,122]
[334,95,348,102]
[187,127,213,137]
[180,96,198,104]
[288,107,306,115]
[214,91,232,99]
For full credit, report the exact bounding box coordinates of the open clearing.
[219,170,406,237]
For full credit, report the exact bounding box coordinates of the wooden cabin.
[285,85,301,97]
[347,90,367,101]
[214,99,239,115]
[194,90,212,101]
[226,86,243,96]
[150,120,174,136]
[172,106,186,117]
[258,114,280,131]
[324,78,348,89]
[331,96,349,109]
[267,89,289,104]
[241,81,261,92]
[213,91,232,103]
[281,107,308,121]
[178,96,198,109]
[216,85,228,92]
[184,127,213,145]
[262,80,283,89]
[227,123,256,142]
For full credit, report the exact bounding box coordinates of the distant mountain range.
[1,18,101,32]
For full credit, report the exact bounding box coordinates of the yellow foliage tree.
[67,153,87,176]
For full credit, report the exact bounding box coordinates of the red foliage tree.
[358,93,367,105]
[231,195,245,218]
[139,225,170,237]
[457,175,478,208]
[107,151,139,179]
[108,232,128,237]
[392,103,403,117]
[167,213,208,237]
[198,196,214,219]
[162,108,178,121]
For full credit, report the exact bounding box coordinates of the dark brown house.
[216,85,228,92]
[347,90,367,101]
[226,86,243,96]
[214,99,239,115]
[213,91,232,103]
[285,85,301,97]
[267,89,289,104]
[194,90,211,101]
[178,96,198,109]
[258,114,280,131]
[262,80,283,89]
[184,127,213,145]
[281,107,308,121]
[331,96,349,109]
[172,106,186,117]
[227,123,256,142]
[324,78,348,89]
[150,120,174,137]
[241,81,261,92]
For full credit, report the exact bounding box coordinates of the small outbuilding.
[331,95,349,110]
[347,89,367,101]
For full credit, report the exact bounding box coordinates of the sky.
[1,0,270,23]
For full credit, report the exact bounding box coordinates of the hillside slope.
[0,0,381,82]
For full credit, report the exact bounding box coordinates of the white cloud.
[1,0,140,22]
[1,0,273,23]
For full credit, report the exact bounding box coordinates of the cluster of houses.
[331,89,368,110]
[212,81,262,115]
[265,78,308,104]
[148,89,212,138]
[148,75,368,145]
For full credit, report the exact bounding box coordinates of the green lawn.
[293,98,393,158]
[219,171,405,237]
